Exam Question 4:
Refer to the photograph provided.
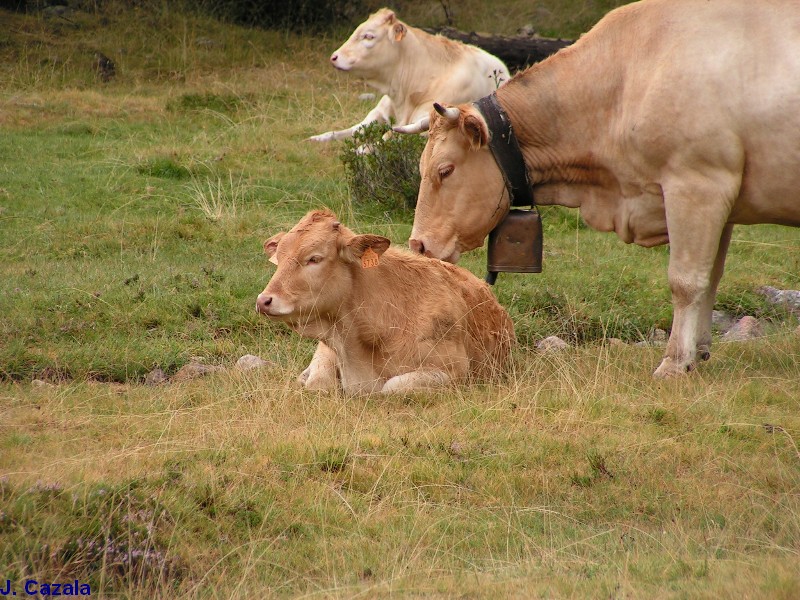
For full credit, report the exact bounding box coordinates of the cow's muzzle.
[256,293,273,315]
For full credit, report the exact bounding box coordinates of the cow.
[308,7,510,143]
[256,210,515,394]
[399,0,800,378]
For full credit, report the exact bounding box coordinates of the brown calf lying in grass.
[256,210,514,394]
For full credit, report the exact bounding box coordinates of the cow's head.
[329,8,407,76]
[407,103,509,263]
[256,210,390,325]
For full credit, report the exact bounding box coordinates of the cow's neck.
[496,43,622,193]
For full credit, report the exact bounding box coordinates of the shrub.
[339,122,426,211]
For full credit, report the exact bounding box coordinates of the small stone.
[358,93,376,102]
[648,328,668,344]
[144,368,167,386]
[236,354,268,371]
[759,286,800,315]
[172,362,223,382]
[794,324,800,337]
[31,379,54,388]
[712,310,735,333]
[536,336,569,352]
[606,337,626,346]
[722,316,764,342]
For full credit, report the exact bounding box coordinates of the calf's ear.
[264,232,286,265]
[344,234,391,261]
[393,23,406,42]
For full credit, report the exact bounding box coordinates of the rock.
[712,310,735,333]
[172,362,223,382]
[31,379,55,388]
[536,336,569,352]
[358,93,376,102]
[606,337,626,346]
[144,368,167,386]
[722,316,764,342]
[636,328,668,347]
[759,286,800,315]
[235,354,269,371]
[795,324,800,337]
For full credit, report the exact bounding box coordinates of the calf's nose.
[256,294,273,315]
[409,238,425,255]
[330,53,338,63]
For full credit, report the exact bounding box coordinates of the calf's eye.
[306,256,323,265]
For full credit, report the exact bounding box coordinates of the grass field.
[1,2,799,598]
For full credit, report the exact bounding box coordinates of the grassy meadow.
[1,2,799,598]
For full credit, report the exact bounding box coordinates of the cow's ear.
[344,234,391,262]
[382,9,396,24]
[264,232,285,265]
[462,113,489,149]
[392,22,406,42]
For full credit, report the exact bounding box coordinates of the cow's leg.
[654,177,737,378]
[695,223,733,362]
[307,95,394,142]
[298,342,339,390]
[381,369,450,394]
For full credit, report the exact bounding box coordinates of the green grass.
[1,3,799,598]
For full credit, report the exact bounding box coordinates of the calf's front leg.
[299,342,339,390]
[307,94,394,142]
[381,369,451,394]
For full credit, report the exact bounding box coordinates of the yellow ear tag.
[361,247,380,269]
[269,255,279,266]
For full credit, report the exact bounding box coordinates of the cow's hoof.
[653,357,694,379]
[697,347,711,362]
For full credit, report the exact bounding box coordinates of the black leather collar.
[474,94,534,208]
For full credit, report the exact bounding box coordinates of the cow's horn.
[392,116,430,134]
[434,103,460,122]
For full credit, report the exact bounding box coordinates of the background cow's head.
[257,210,390,323]
[329,8,407,77]
[409,103,509,263]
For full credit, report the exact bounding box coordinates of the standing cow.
[399,0,800,377]
[256,210,514,394]
[308,8,510,142]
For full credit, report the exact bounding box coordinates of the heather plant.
[339,122,427,211]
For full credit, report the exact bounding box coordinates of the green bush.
[339,122,426,211]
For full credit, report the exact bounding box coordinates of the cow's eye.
[439,164,455,180]
[306,255,323,265]
[363,32,375,41]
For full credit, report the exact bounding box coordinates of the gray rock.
[172,362,223,382]
[236,354,269,371]
[358,93,376,102]
[759,286,800,315]
[144,367,167,386]
[31,379,55,388]
[536,335,569,352]
[605,337,626,346]
[712,310,735,333]
[636,328,668,347]
[722,316,764,342]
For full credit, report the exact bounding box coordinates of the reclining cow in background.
[308,8,510,142]
[256,210,514,394]
[399,0,800,378]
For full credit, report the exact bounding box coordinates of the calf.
[308,8,509,142]
[256,210,514,394]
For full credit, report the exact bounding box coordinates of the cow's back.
[532,0,800,228]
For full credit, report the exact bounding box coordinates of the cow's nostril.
[331,53,338,62]
[409,239,425,255]
[257,295,273,314]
